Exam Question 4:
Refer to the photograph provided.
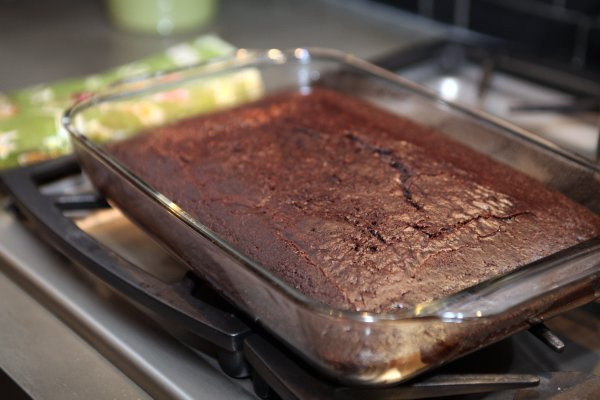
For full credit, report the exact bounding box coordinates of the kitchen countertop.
[0,0,444,92]
[0,1,445,398]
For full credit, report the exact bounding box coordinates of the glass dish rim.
[62,46,600,324]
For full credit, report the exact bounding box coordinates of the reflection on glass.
[439,77,459,100]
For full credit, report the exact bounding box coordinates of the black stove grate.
[1,155,580,399]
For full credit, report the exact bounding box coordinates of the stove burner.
[2,156,597,399]
[374,39,600,163]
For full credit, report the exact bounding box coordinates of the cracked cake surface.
[107,87,600,313]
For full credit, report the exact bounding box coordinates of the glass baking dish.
[63,48,600,386]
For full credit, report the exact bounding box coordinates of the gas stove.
[1,40,600,399]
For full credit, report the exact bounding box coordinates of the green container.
[106,0,217,35]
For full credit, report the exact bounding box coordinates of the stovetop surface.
[381,40,600,163]
[2,2,600,397]
[400,62,599,160]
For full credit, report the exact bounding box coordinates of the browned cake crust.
[107,88,600,313]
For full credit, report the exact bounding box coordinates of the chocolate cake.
[106,88,600,313]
